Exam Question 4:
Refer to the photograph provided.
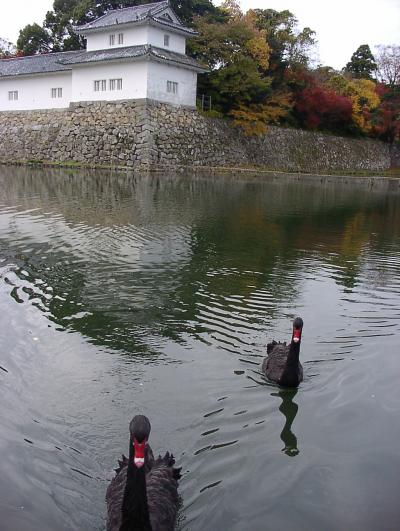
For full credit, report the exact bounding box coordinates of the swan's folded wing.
[147,453,180,531]
[106,462,126,531]
[263,342,289,380]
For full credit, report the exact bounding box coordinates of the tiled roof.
[75,1,196,35]
[79,0,168,29]
[58,44,208,72]
[0,44,208,79]
[0,51,80,78]
[150,46,207,71]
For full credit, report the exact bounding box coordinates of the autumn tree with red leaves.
[286,70,354,133]
[294,85,353,132]
[372,84,400,143]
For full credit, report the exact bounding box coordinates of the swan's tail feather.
[114,455,128,474]
[267,340,278,354]
[154,451,182,479]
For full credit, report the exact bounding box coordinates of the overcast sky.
[1,0,399,69]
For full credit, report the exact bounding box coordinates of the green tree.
[252,9,316,75]
[344,44,377,79]
[191,2,271,114]
[17,24,52,55]
[0,37,16,58]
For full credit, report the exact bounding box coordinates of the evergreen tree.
[17,24,52,55]
[344,44,377,79]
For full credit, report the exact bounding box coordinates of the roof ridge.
[80,1,169,25]
[102,0,168,15]
[75,1,173,31]
[147,0,170,15]
[0,49,81,63]
[116,0,168,10]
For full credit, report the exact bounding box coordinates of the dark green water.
[0,167,400,531]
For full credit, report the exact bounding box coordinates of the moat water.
[0,167,400,530]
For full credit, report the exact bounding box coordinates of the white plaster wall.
[86,26,148,51]
[0,72,71,111]
[147,61,197,107]
[71,61,148,102]
[147,27,186,54]
[0,59,197,110]
[85,25,186,54]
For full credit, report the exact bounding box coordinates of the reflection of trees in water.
[1,166,399,355]
[272,389,299,457]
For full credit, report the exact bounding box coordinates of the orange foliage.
[230,92,293,136]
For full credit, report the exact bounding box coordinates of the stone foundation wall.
[0,100,150,168]
[0,99,395,172]
[390,145,400,168]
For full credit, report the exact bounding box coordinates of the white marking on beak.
[134,457,145,468]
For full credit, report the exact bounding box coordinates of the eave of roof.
[0,50,79,78]
[0,43,209,79]
[74,16,197,37]
[58,44,208,73]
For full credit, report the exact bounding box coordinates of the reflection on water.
[1,166,400,531]
[272,389,299,457]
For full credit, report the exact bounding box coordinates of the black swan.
[106,415,181,531]
[262,317,304,387]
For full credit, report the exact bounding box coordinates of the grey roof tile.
[150,46,207,71]
[75,0,196,35]
[0,51,79,78]
[59,45,148,65]
[58,44,208,72]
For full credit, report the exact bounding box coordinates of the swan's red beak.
[133,438,146,468]
[292,327,302,343]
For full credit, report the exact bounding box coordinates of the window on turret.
[118,33,124,45]
[110,78,123,91]
[94,80,107,92]
[164,34,170,46]
[109,34,115,46]
[167,81,178,94]
[8,90,18,101]
[51,87,63,98]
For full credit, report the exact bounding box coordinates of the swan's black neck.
[287,339,300,366]
[120,438,152,531]
[280,339,301,387]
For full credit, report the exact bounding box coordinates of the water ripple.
[1,168,400,531]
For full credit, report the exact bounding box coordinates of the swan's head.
[129,415,151,469]
[292,317,304,343]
